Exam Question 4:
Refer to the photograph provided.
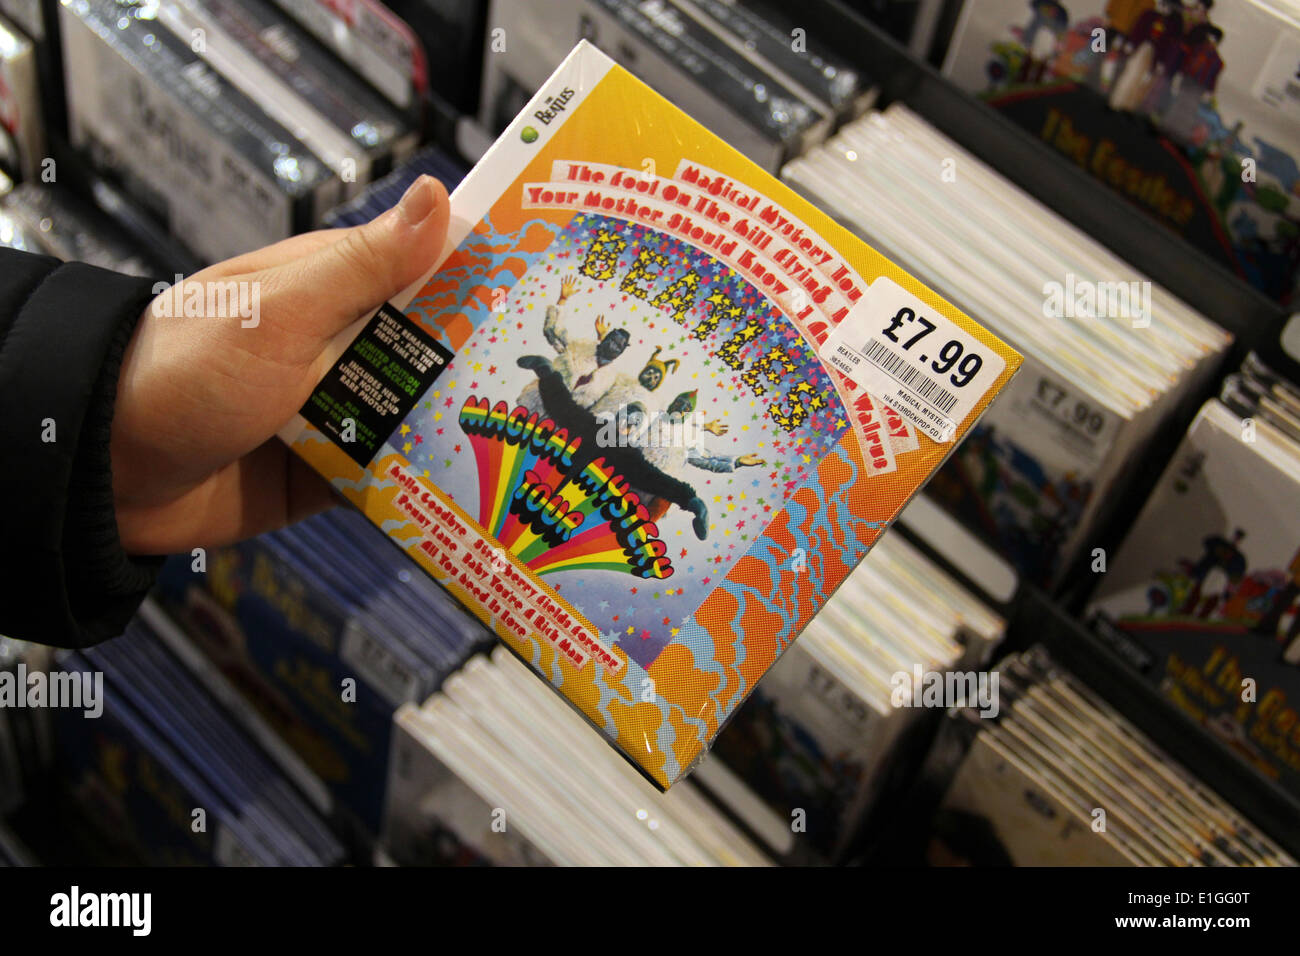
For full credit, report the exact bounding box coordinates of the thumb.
[264,174,450,342]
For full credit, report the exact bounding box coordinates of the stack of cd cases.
[54,619,347,865]
[265,0,426,111]
[384,646,773,866]
[59,0,417,263]
[1221,352,1300,445]
[322,144,467,229]
[151,0,418,192]
[0,637,51,817]
[479,0,873,172]
[930,647,1296,867]
[153,506,492,834]
[0,9,41,184]
[0,819,35,866]
[268,0,487,115]
[706,530,1005,862]
[784,103,1232,586]
[0,182,163,275]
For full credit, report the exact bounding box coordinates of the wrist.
[108,305,170,554]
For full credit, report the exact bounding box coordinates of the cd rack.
[794,0,1299,861]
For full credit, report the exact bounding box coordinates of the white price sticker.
[340,620,422,707]
[1025,374,1121,457]
[1252,33,1300,122]
[819,276,1005,443]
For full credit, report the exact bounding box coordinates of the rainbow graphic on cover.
[282,42,1022,788]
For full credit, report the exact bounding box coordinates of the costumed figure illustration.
[1078,0,1154,90]
[616,389,767,523]
[516,276,631,415]
[1177,526,1247,617]
[1017,0,1071,83]
[516,347,712,540]
[1105,0,1156,48]
[584,344,677,423]
[1251,546,1300,649]
[1109,0,1186,113]
[1161,21,1223,143]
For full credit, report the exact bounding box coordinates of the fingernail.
[398,175,437,226]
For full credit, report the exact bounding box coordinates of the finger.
[200,229,351,278]
[260,175,450,341]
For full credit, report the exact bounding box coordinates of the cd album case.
[279,41,1023,788]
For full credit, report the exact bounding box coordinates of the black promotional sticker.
[301,303,454,466]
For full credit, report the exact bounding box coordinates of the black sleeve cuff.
[63,287,168,643]
[0,252,164,648]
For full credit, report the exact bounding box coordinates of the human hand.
[704,419,728,437]
[110,175,451,555]
[594,313,608,339]
[736,454,765,467]
[558,275,578,305]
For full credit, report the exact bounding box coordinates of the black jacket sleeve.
[0,247,165,648]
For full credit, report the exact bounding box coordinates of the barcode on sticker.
[818,276,1009,445]
[863,340,959,415]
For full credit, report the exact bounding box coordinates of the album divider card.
[941,0,1300,303]
[1089,398,1300,798]
[279,41,1022,788]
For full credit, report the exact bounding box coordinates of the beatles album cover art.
[945,0,1300,303]
[1091,400,1300,796]
[281,42,1022,787]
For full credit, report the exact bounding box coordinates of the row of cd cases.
[4,509,1291,865]
[0,0,1295,863]
[0,0,422,266]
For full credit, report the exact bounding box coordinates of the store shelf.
[897,494,1018,608]
[783,0,1300,858]
[1010,586,1300,860]
[797,0,1287,355]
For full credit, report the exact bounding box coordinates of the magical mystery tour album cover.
[277,42,1023,788]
